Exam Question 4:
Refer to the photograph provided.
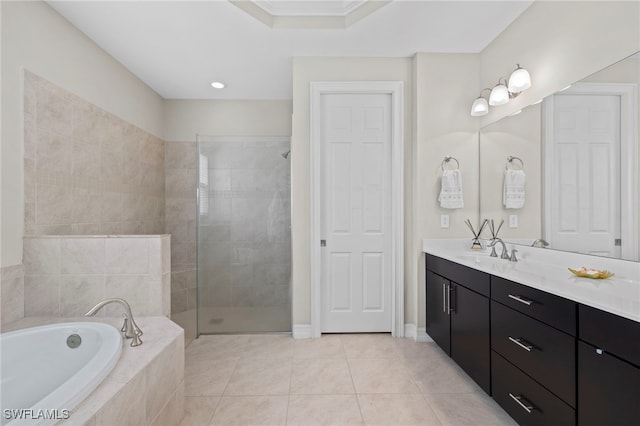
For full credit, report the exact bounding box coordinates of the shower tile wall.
[164,141,197,317]
[23,71,165,235]
[199,140,291,318]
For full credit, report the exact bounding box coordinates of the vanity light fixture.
[470,88,492,116]
[470,64,532,116]
[489,79,510,106]
[211,81,225,89]
[507,64,531,92]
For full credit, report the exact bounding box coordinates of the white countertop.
[423,239,640,323]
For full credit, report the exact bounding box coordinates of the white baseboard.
[292,324,312,339]
[416,327,433,343]
[404,324,417,339]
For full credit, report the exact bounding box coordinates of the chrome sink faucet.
[490,238,519,262]
[531,239,550,248]
[490,238,510,260]
[85,298,143,347]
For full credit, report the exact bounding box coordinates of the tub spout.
[85,298,143,347]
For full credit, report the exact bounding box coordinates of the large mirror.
[480,52,639,262]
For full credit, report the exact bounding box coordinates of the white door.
[547,94,621,258]
[320,93,392,332]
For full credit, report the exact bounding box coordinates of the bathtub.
[1,322,122,425]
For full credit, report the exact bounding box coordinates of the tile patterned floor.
[180,334,517,426]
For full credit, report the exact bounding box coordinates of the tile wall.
[22,235,171,318]
[0,264,25,326]
[164,141,197,318]
[23,71,165,236]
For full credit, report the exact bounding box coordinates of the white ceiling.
[48,0,533,100]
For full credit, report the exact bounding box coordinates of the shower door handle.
[320,240,326,247]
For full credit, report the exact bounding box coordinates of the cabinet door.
[451,284,490,394]
[578,341,640,426]
[426,270,450,355]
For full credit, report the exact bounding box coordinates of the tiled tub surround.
[2,316,184,426]
[21,235,171,321]
[23,71,165,236]
[164,141,197,340]
[422,239,640,322]
[1,264,25,325]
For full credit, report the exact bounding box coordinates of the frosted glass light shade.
[489,84,509,106]
[470,97,489,116]
[508,67,531,92]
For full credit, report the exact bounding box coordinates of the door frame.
[543,82,638,260]
[310,81,404,338]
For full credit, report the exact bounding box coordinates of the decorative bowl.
[568,267,615,279]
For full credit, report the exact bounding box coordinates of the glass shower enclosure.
[196,135,292,334]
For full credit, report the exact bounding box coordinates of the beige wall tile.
[59,275,105,316]
[23,238,60,275]
[146,337,182,420]
[24,275,60,316]
[96,372,146,426]
[36,184,73,225]
[24,75,165,235]
[60,238,105,274]
[151,381,184,426]
[165,142,196,170]
[104,275,150,316]
[1,265,25,325]
[105,238,149,275]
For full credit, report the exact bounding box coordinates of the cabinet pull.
[449,285,456,313]
[508,294,533,306]
[509,393,534,413]
[508,336,533,352]
[442,283,447,313]
[446,284,451,314]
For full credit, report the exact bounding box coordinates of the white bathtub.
[1,322,122,425]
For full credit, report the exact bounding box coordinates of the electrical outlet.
[509,215,518,228]
[440,215,450,229]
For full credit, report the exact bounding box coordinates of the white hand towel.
[439,169,464,209]
[503,169,526,209]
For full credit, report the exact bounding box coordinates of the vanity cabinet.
[577,305,640,426]
[490,276,577,426]
[424,252,640,426]
[425,254,491,393]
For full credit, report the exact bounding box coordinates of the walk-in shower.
[196,136,292,334]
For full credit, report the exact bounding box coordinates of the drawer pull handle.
[443,283,447,313]
[508,294,533,306]
[508,336,533,352]
[509,393,535,413]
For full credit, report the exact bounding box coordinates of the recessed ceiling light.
[211,81,225,89]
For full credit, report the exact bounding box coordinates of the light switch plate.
[440,215,450,229]
[509,215,518,228]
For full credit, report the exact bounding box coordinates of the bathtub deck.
[2,316,184,425]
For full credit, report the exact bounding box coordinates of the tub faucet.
[85,298,143,347]
[531,239,550,248]
[489,238,510,260]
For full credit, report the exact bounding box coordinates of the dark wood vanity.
[426,253,640,426]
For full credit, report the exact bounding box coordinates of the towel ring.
[441,156,460,171]
[506,156,524,170]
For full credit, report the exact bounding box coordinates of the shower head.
[281,150,291,159]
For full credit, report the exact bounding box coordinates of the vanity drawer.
[491,276,576,335]
[579,304,640,367]
[492,351,575,426]
[426,254,490,297]
[491,301,575,407]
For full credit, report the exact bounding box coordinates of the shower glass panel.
[196,136,292,334]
